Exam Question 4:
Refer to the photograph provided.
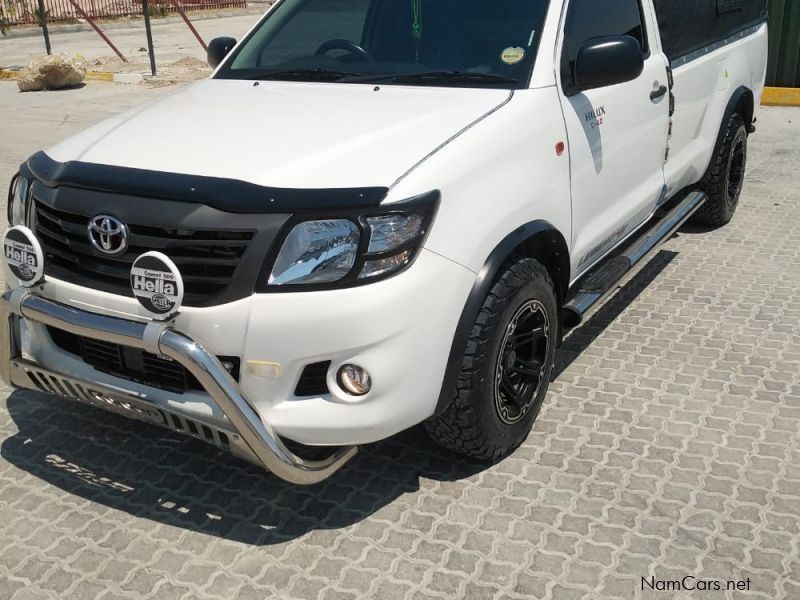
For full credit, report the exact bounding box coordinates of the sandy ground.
[0,13,263,82]
[94,55,214,85]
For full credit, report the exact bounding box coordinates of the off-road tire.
[426,258,558,461]
[693,113,748,227]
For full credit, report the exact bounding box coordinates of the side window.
[654,0,767,62]
[561,0,648,90]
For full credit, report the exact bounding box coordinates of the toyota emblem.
[88,215,129,255]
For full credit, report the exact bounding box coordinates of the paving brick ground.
[0,80,798,599]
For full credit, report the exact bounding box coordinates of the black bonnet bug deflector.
[653,0,767,62]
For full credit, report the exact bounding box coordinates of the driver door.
[558,0,670,280]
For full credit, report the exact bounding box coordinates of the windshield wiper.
[251,69,364,82]
[342,71,519,86]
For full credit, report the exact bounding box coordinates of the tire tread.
[425,258,555,461]
[693,113,747,227]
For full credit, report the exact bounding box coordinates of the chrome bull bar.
[0,287,357,485]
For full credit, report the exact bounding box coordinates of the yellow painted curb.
[762,87,800,107]
[85,71,114,82]
[0,69,116,81]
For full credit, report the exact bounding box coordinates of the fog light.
[337,364,371,396]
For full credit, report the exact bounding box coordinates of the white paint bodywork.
[46,80,512,190]
[10,0,768,447]
[10,248,475,445]
[557,2,671,280]
[664,22,768,194]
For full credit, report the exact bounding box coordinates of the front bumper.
[9,247,474,447]
[0,287,356,485]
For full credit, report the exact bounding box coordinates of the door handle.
[650,85,668,101]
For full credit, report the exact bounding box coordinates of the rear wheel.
[693,113,748,227]
[426,258,558,461]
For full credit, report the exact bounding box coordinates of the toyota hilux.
[2,0,768,483]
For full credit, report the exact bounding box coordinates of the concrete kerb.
[762,87,800,107]
[0,68,142,83]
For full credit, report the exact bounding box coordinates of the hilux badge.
[130,251,184,320]
[88,215,129,255]
[3,226,44,286]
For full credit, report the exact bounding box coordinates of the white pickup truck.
[3,0,768,484]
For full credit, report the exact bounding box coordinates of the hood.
[46,79,511,190]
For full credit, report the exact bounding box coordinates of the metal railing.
[2,0,245,25]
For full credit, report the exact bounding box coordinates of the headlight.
[264,191,438,289]
[269,219,360,285]
[7,174,31,227]
[366,214,424,253]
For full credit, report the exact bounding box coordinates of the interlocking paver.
[0,79,799,599]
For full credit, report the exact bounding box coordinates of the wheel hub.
[505,349,517,370]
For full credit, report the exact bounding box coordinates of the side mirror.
[573,35,644,93]
[208,37,237,69]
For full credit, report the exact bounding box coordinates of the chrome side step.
[563,190,706,328]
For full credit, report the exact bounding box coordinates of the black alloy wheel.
[726,135,746,208]
[494,299,550,425]
[426,258,558,461]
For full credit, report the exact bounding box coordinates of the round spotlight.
[337,364,372,396]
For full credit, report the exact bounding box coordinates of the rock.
[17,53,87,92]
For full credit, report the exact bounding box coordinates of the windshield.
[216,0,550,88]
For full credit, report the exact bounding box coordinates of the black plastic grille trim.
[34,201,254,307]
[48,326,240,394]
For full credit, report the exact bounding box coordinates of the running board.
[563,190,706,328]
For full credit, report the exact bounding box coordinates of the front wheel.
[426,258,558,461]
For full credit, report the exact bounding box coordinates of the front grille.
[48,326,240,394]
[34,202,254,307]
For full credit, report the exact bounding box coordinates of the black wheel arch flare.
[701,85,755,185]
[435,220,570,415]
